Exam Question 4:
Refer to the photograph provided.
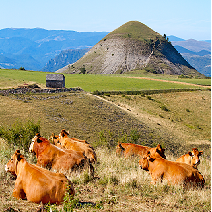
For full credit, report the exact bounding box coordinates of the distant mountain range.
[0,28,210,76]
[168,37,211,76]
[41,48,91,72]
[0,28,108,70]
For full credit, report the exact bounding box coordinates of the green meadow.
[0,69,210,92]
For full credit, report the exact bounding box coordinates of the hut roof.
[46,74,65,80]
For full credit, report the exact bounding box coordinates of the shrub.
[94,129,142,149]
[146,96,152,100]
[104,93,110,97]
[130,129,140,143]
[19,67,25,70]
[125,95,131,100]
[79,67,86,74]
[0,119,40,151]
[96,130,117,149]
[92,90,102,95]
[160,105,169,112]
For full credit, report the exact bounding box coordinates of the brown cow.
[116,143,166,159]
[58,129,97,163]
[176,148,203,169]
[50,133,88,146]
[139,152,205,188]
[29,133,94,175]
[5,150,75,204]
[49,133,63,149]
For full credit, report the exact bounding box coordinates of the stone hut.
[46,74,65,88]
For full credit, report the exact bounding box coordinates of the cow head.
[29,133,44,154]
[5,150,24,176]
[139,151,155,171]
[149,144,166,159]
[191,148,203,168]
[49,133,60,145]
[116,143,125,157]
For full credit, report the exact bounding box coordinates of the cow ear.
[15,150,20,154]
[36,133,41,138]
[146,151,151,159]
[188,152,192,156]
[192,148,198,152]
[156,144,162,151]
[37,137,43,143]
[149,157,155,162]
[16,153,24,161]
[61,129,66,136]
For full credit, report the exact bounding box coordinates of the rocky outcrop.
[0,87,83,96]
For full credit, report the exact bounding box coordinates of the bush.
[96,130,117,149]
[92,90,102,95]
[79,67,86,74]
[146,96,152,100]
[19,67,25,70]
[160,105,169,112]
[130,129,140,143]
[0,119,40,151]
[94,129,142,149]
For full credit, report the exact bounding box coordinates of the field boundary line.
[127,77,211,88]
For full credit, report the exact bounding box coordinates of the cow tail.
[66,179,75,197]
[83,157,94,178]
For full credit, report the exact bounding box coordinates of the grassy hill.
[103,21,160,41]
[58,21,202,77]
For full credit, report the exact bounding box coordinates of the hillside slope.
[57,21,201,77]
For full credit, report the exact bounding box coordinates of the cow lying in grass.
[57,129,97,164]
[116,143,166,159]
[176,148,203,169]
[29,133,94,176]
[50,133,88,146]
[139,151,205,188]
[5,150,75,204]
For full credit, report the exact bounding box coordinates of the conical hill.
[57,21,202,76]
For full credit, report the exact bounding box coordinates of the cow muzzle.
[5,164,9,172]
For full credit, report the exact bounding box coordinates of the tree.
[19,67,25,70]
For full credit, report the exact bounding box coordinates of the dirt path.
[88,93,188,145]
[127,77,211,88]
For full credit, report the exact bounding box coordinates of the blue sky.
[1,0,211,40]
